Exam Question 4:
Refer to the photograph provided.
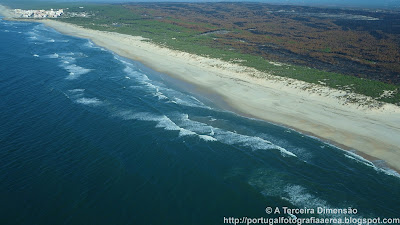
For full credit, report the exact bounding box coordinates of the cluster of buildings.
[66,11,90,18]
[13,8,64,19]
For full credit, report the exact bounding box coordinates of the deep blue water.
[1,18,400,225]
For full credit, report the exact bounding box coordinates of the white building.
[13,8,64,18]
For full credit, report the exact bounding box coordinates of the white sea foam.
[32,24,52,32]
[62,64,93,80]
[257,132,311,161]
[27,33,38,40]
[380,168,400,179]
[172,97,207,109]
[199,135,217,142]
[155,115,182,131]
[68,89,85,97]
[123,66,150,83]
[33,54,39,57]
[283,185,369,222]
[49,53,76,64]
[26,29,56,43]
[249,171,326,209]
[145,82,157,90]
[210,128,215,136]
[154,90,168,100]
[216,131,296,157]
[76,97,102,106]
[68,89,85,93]
[284,185,328,209]
[84,40,106,51]
[177,114,296,157]
[117,111,195,137]
[85,40,95,48]
[115,61,299,157]
[178,128,197,137]
[115,105,292,155]
[345,151,400,179]
[121,63,211,108]
[47,53,59,58]
[61,58,75,64]
[345,151,374,167]
[248,171,332,214]
[114,54,133,66]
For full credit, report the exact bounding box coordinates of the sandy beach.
[1,6,400,171]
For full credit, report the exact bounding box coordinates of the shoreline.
[1,10,400,171]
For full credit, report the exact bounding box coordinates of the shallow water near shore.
[1,18,400,224]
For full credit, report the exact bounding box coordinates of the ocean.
[0,18,399,225]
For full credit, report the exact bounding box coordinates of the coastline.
[0,5,13,18]
[1,9,400,171]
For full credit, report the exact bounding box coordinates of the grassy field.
[4,1,399,105]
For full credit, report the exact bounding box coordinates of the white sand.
[0,5,14,18]
[1,9,399,170]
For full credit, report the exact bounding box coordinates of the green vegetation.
[4,1,398,105]
[60,4,400,105]
[320,47,332,53]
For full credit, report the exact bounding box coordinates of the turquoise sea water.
[0,18,399,225]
